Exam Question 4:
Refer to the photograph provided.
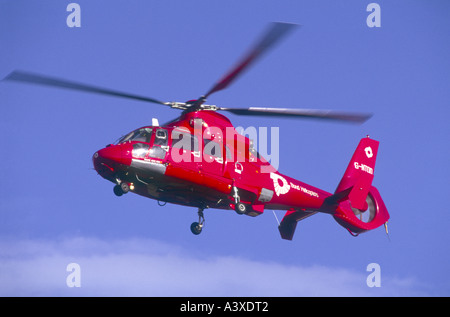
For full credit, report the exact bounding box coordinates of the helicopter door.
[148,128,168,161]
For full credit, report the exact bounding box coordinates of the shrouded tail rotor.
[352,193,376,223]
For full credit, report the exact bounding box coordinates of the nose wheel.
[113,182,130,196]
[190,209,205,235]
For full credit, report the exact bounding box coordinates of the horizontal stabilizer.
[278,209,317,240]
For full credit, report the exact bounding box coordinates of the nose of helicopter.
[92,144,132,175]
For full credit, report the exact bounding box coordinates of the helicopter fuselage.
[93,111,328,212]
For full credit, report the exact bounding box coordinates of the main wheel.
[190,222,202,235]
[235,202,247,215]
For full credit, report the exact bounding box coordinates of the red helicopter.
[4,23,389,240]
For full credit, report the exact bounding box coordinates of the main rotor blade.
[3,70,167,105]
[204,22,298,99]
[219,107,372,123]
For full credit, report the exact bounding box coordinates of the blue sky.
[0,0,449,296]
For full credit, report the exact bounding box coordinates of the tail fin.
[335,136,378,210]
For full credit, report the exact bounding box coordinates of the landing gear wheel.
[190,222,203,235]
[120,182,130,193]
[190,208,205,235]
[114,182,129,197]
[235,202,247,215]
[113,185,123,196]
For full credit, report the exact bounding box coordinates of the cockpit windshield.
[116,127,153,144]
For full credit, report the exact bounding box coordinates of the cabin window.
[172,131,199,152]
[154,129,168,146]
[203,139,222,158]
[149,146,166,159]
[249,140,259,162]
[225,145,232,160]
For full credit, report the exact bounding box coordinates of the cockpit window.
[116,128,153,144]
[132,143,149,159]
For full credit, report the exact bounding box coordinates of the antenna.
[272,210,280,226]
[384,222,391,242]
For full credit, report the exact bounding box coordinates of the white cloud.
[0,236,426,297]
